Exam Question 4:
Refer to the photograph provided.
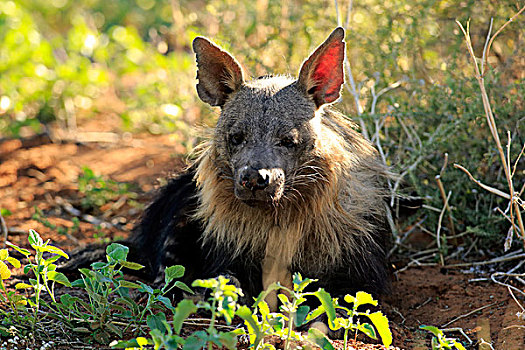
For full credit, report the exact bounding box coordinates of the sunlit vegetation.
[0,0,523,278]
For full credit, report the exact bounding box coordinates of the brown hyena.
[66,27,391,312]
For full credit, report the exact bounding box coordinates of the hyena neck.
[192,111,388,278]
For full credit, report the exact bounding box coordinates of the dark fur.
[63,28,391,307]
[123,167,390,301]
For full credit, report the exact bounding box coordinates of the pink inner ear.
[311,43,344,103]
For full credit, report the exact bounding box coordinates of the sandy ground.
[1,126,524,349]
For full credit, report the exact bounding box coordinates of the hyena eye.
[278,137,296,148]
[229,132,244,146]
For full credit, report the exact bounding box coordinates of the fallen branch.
[491,272,525,297]
[444,252,525,268]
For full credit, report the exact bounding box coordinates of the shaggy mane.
[192,108,389,278]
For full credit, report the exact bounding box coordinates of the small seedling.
[3,230,71,334]
[32,207,80,237]
[78,166,138,213]
[330,292,392,349]
[420,325,466,350]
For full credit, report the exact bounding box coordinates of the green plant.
[114,276,241,350]
[78,166,138,213]
[238,273,392,350]
[56,243,193,344]
[58,243,145,343]
[331,292,392,350]
[420,325,466,350]
[32,207,80,237]
[2,230,71,334]
[237,273,330,350]
[132,265,193,335]
[0,244,24,336]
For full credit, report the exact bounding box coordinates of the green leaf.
[110,338,148,348]
[147,312,169,334]
[304,305,326,324]
[453,340,467,350]
[307,328,335,350]
[28,229,43,247]
[353,291,378,308]
[236,305,263,346]
[106,243,129,262]
[60,294,74,307]
[420,325,443,337]
[292,273,316,292]
[192,278,216,289]
[91,262,109,270]
[41,245,69,259]
[0,208,12,217]
[183,333,207,350]
[119,260,144,270]
[252,283,282,309]
[156,295,174,310]
[218,331,238,349]
[294,305,310,326]
[138,281,154,294]
[165,265,185,284]
[173,299,197,334]
[106,322,123,337]
[0,261,11,280]
[313,289,337,330]
[343,294,355,304]
[6,257,20,268]
[71,278,86,288]
[258,300,270,317]
[357,323,377,340]
[92,270,112,283]
[368,311,392,346]
[174,280,193,294]
[6,242,31,256]
[118,280,141,289]
[45,255,61,265]
[15,282,32,289]
[277,293,290,306]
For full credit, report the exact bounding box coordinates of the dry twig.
[445,251,525,268]
[436,191,452,266]
[441,303,496,328]
[435,154,456,236]
[456,8,525,247]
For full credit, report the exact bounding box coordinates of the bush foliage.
[1,0,523,248]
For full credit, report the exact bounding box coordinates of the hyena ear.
[192,37,244,107]
[297,27,345,108]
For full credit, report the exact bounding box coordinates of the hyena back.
[128,27,391,309]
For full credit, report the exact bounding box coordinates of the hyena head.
[192,28,345,207]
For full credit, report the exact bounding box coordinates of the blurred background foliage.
[0,0,523,252]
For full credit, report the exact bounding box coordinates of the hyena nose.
[239,166,270,190]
